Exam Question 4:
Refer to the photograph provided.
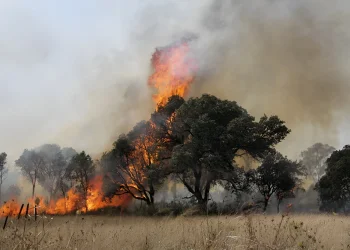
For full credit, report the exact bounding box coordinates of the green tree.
[66,151,95,211]
[0,152,8,204]
[301,143,335,182]
[248,151,303,212]
[316,145,350,212]
[170,94,290,208]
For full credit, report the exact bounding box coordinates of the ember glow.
[148,40,197,107]
[0,175,131,217]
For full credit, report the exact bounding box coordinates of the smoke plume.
[1,0,350,167]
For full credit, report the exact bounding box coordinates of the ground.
[0,214,349,249]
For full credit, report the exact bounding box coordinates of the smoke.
[1,0,350,169]
[190,0,350,158]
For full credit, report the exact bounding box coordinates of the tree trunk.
[149,182,155,205]
[198,198,208,212]
[32,171,37,199]
[263,198,269,212]
[277,199,281,213]
[32,183,36,199]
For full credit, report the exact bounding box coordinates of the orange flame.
[0,175,131,217]
[148,41,197,107]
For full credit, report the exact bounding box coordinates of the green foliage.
[316,145,350,212]
[170,94,290,206]
[66,151,95,188]
[248,151,303,211]
[301,143,335,182]
[66,151,94,209]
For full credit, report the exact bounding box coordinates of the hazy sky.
[1,0,350,166]
[0,1,146,160]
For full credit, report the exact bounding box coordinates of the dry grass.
[0,214,349,250]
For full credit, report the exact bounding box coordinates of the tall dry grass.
[0,214,349,249]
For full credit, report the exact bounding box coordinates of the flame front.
[148,41,197,107]
[0,40,197,218]
[0,175,131,217]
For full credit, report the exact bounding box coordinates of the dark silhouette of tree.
[101,96,184,206]
[170,94,290,208]
[16,150,45,198]
[0,152,8,204]
[66,151,95,211]
[248,151,303,212]
[316,145,350,212]
[301,143,335,183]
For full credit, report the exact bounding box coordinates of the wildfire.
[0,175,131,218]
[0,39,198,218]
[148,40,197,107]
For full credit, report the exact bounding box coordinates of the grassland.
[0,214,349,250]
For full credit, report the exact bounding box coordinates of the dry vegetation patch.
[0,214,349,250]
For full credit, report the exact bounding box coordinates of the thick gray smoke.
[1,0,350,169]
[191,0,350,158]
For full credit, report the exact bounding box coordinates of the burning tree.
[102,96,184,206]
[65,151,95,211]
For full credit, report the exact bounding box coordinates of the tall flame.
[0,40,198,218]
[148,40,197,107]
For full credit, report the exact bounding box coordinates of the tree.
[16,144,77,201]
[0,152,8,204]
[170,94,290,208]
[102,121,168,206]
[102,96,184,206]
[102,132,159,205]
[35,144,70,201]
[16,150,46,198]
[248,151,303,212]
[301,143,335,183]
[37,144,77,200]
[316,145,350,212]
[66,151,95,211]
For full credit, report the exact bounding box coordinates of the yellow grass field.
[0,214,349,250]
